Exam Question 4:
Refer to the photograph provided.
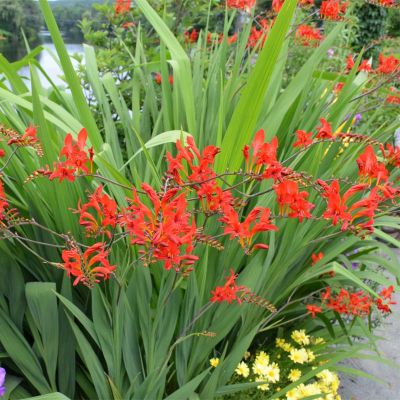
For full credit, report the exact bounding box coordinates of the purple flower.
[354,113,362,124]
[327,48,334,58]
[0,368,6,397]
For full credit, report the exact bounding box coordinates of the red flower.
[320,0,347,20]
[319,180,367,230]
[49,128,92,182]
[272,0,285,12]
[6,125,43,156]
[0,178,9,220]
[154,73,173,86]
[184,29,199,44]
[358,59,372,72]
[376,285,396,313]
[0,149,5,158]
[122,21,135,29]
[357,145,388,184]
[386,87,400,104]
[119,183,198,271]
[61,242,115,287]
[226,0,256,11]
[382,143,400,167]
[243,130,281,178]
[295,25,323,47]
[115,0,131,14]
[219,205,277,253]
[376,54,399,75]
[345,54,354,71]
[275,180,314,221]
[306,304,323,318]
[316,118,333,140]
[334,82,344,94]
[210,269,246,304]
[293,130,313,148]
[311,252,324,265]
[154,73,162,85]
[74,186,118,238]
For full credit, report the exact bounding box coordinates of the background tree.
[0,0,41,61]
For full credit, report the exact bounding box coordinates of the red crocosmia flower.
[306,304,323,318]
[319,179,367,230]
[0,178,9,220]
[119,183,198,271]
[316,287,373,317]
[210,269,246,304]
[243,130,281,179]
[327,288,373,316]
[293,130,313,148]
[184,29,199,44]
[226,0,256,11]
[345,54,354,71]
[334,82,344,94]
[7,125,43,156]
[154,73,162,85]
[49,128,91,182]
[316,118,333,140]
[358,59,372,72]
[376,285,396,313]
[311,252,324,265]
[357,145,388,184]
[382,143,400,167]
[74,186,118,239]
[122,21,135,29]
[320,0,347,20]
[288,191,314,222]
[247,26,267,48]
[227,33,238,44]
[295,25,323,47]
[272,0,285,12]
[115,0,131,14]
[219,205,277,253]
[386,87,400,104]
[299,0,314,7]
[275,180,299,212]
[274,180,314,221]
[376,54,399,75]
[0,149,5,157]
[61,242,115,287]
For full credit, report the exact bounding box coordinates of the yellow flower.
[289,348,309,364]
[306,349,315,362]
[286,387,299,400]
[288,368,302,382]
[255,351,270,364]
[235,361,250,378]
[314,337,325,345]
[291,330,310,346]
[209,358,219,368]
[282,342,293,352]
[264,362,280,383]
[297,382,322,398]
[255,376,270,391]
[317,369,334,385]
[253,351,270,375]
[276,338,286,348]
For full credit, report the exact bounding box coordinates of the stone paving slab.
[339,293,400,399]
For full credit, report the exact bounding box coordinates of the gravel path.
[339,292,400,399]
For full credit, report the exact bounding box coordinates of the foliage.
[352,2,388,59]
[0,0,398,399]
[0,0,42,62]
[49,0,101,41]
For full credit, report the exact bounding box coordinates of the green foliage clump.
[352,3,388,59]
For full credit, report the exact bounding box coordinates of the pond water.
[18,31,84,88]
